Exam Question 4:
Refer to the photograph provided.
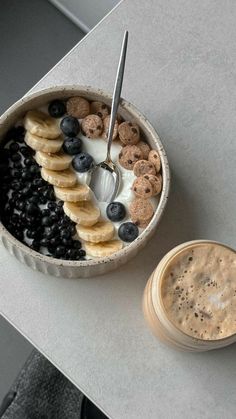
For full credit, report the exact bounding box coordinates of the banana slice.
[84,240,123,257]
[41,167,77,187]
[63,201,100,226]
[35,150,72,171]
[24,110,61,139]
[76,221,114,243]
[54,184,90,202]
[25,131,63,153]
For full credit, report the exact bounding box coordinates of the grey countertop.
[1,0,236,418]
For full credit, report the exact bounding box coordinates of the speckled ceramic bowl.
[0,86,170,278]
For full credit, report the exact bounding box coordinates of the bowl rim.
[0,85,170,268]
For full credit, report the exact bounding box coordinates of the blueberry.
[11,180,21,190]
[49,224,59,235]
[21,186,31,197]
[73,240,81,249]
[47,201,57,210]
[40,237,49,247]
[44,229,54,240]
[60,116,80,137]
[6,126,25,143]
[48,245,56,255]
[15,200,25,211]
[15,230,23,241]
[4,203,12,215]
[46,189,56,201]
[9,142,20,153]
[72,152,94,173]
[11,214,20,226]
[13,161,22,169]
[11,153,21,162]
[20,146,33,157]
[62,237,73,247]
[55,205,64,215]
[21,169,32,181]
[118,222,139,242]
[106,202,126,222]
[48,100,66,118]
[41,209,50,217]
[32,178,45,188]
[66,248,77,260]
[50,237,61,247]
[29,165,39,176]
[24,158,33,166]
[78,249,86,258]
[63,137,82,155]
[26,203,39,216]
[28,196,38,205]
[54,245,66,257]
[25,215,37,227]
[26,229,39,239]
[60,228,71,239]
[11,169,21,178]
[69,225,76,236]
[30,239,40,251]
[39,195,47,205]
[41,216,53,227]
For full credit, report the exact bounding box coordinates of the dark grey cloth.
[1,350,84,419]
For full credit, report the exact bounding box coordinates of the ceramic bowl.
[0,86,170,278]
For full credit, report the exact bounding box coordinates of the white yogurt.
[75,132,159,239]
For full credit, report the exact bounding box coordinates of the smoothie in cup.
[143,240,236,351]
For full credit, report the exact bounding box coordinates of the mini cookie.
[143,173,162,195]
[118,121,140,145]
[101,115,119,140]
[136,141,151,159]
[90,101,109,119]
[81,114,103,139]
[133,159,156,177]
[148,149,161,173]
[66,96,90,119]
[132,176,153,199]
[118,145,143,170]
[129,198,154,224]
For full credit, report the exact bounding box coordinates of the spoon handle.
[106,30,128,161]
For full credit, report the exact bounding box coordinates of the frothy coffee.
[161,243,236,340]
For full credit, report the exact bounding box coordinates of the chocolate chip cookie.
[66,96,90,119]
[132,176,153,198]
[118,145,143,170]
[133,159,156,177]
[118,121,140,145]
[148,149,161,173]
[81,114,103,139]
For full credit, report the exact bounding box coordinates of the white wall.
[49,0,120,33]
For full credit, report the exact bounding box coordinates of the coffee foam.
[161,243,236,340]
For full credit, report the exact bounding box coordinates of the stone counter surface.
[1,0,236,418]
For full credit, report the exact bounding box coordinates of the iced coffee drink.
[143,241,236,351]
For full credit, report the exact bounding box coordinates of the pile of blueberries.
[0,126,86,260]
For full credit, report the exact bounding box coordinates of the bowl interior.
[0,85,170,267]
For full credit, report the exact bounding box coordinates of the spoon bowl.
[90,161,121,202]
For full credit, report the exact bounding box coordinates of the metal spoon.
[89,30,128,202]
